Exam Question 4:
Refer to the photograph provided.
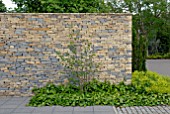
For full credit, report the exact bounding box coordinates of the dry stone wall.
[0,13,132,96]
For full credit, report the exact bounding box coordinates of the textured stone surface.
[115,106,170,114]
[0,13,132,96]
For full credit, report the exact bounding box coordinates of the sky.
[2,0,17,9]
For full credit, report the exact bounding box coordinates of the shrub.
[147,53,170,59]
[132,71,170,93]
[132,28,147,72]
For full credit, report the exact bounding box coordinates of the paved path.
[0,97,170,114]
[116,106,170,114]
[146,59,170,76]
[0,97,116,114]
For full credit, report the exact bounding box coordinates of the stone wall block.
[0,13,132,96]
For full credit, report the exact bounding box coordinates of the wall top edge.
[0,13,132,15]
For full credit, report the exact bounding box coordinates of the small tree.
[56,29,100,92]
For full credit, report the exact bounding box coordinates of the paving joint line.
[112,106,118,114]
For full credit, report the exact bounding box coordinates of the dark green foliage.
[11,0,43,12]
[28,78,170,107]
[148,18,170,55]
[111,0,170,71]
[147,53,170,59]
[132,28,147,71]
[138,35,147,71]
[132,28,138,72]
[12,0,112,13]
[28,71,170,107]
[0,0,6,12]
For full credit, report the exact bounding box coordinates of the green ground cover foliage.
[132,71,170,94]
[147,53,170,59]
[28,71,170,107]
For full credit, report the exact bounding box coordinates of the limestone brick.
[0,13,132,96]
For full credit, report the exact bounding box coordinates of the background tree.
[11,0,43,12]
[12,0,112,13]
[0,0,6,12]
[109,0,170,71]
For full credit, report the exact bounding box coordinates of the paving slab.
[53,106,74,112]
[11,113,32,114]
[9,97,28,101]
[52,112,73,114]
[162,106,170,113]
[0,108,15,114]
[4,100,24,105]
[1,97,170,114]
[33,106,54,113]
[115,106,170,114]
[0,100,6,105]
[73,112,94,114]
[74,106,93,111]
[0,104,19,108]
[94,111,114,114]
[13,107,35,113]
[93,106,114,112]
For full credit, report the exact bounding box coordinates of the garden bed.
[28,71,170,107]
